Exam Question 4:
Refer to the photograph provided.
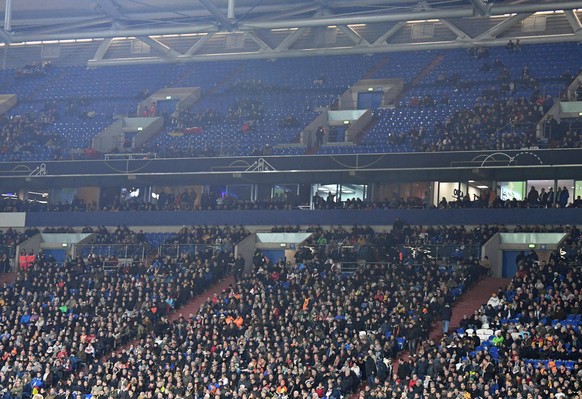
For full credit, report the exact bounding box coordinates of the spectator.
[441,303,452,334]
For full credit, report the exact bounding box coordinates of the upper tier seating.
[321,43,582,154]
[1,43,581,161]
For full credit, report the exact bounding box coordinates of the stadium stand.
[0,225,485,399]
[1,3,582,398]
[1,43,582,161]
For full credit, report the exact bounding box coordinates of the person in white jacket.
[486,292,501,309]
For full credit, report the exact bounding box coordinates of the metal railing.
[0,244,15,258]
[104,153,157,160]
[74,244,148,261]
[158,244,213,259]
[399,244,481,261]
[298,242,481,263]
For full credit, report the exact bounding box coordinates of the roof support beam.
[565,10,582,33]
[27,18,113,35]
[494,1,582,15]
[238,1,582,30]
[260,5,321,21]
[90,37,113,61]
[241,9,472,30]
[198,0,236,31]
[469,0,490,17]
[137,36,182,58]
[4,0,12,32]
[276,28,307,51]
[373,21,405,46]
[227,0,235,20]
[440,19,471,40]
[476,13,530,40]
[10,24,219,41]
[0,31,11,44]
[183,33,214,56]
[94,0,124,20]
[337,25,370,46]
[88,33,582,67]
[246,32,271,51]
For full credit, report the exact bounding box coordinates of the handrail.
[158,243,214,258]
[74,243,147,261]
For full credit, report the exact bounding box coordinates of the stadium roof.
[0,0,581,65]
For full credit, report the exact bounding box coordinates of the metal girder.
[184,33,214,56]
[227,0,235,20]
[26,17,114,35]
[440,19,471,41]
[469,0,490,17]
[237,1,582,30]
[90,37,113,61]
[0,30,11,43]
[87,32,582,67]
[93,0,124,20]
[4,0,12,32]
[10,24,219,41]
[564,10,582,33]
[137,36,182,58]
[198,0,236,31]
[372,21,406,46]
[241,8,473,30]
[337,25,370,46]
[475,13,531,40]
[7,1,582,44]
[260,4,321,21]
[275,27,307,51]
[246,31,271,51]
[1,0,581,66]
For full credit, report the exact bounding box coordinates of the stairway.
[429,277,510,341]
[362,55,391,80]
[395,54,445,105]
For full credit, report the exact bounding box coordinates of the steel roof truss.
[337,25,370,46]
[275,27,307,51]
[137,35,182,58]
[564,10,582,33]
[183,32,214,56]
[475,12,531,40]
[91,37,113,61]
[372,21,406,46]
[245,31,271,51]
[439,19,471,41]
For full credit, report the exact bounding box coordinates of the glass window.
[556,179,574,207]
[499,181,525,201]
[438,182,460,202]
[575,180,582,203]
[226,185,253,201]
[311,183,368,208]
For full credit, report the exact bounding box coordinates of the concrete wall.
[235,233,256,275]
[21,208,582,228]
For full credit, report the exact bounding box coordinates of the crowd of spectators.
[0,219,580,399]
[157,225,248,263]
[294,223,491,269]
[392,93,543,153]
[15,61,52,79]
[4,44,582,162]
[169,108,221,131]
[358,241,582,399]
[387,44,582,153]
[0,224,482,399]
[226,99,264,132]
[0,225,244,398]
[0,114,64,161]
[5,186,582,213]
